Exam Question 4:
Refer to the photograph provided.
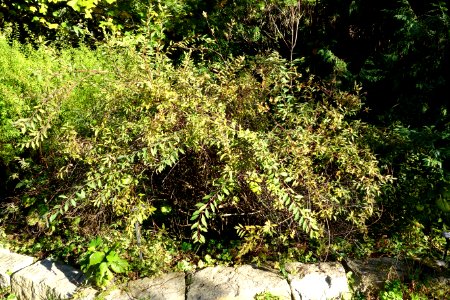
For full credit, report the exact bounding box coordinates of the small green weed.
[254,291,282,300]
[379,280,404,300]
[379,279,428,300]
[79,237,129,287]
[0,286,15,300]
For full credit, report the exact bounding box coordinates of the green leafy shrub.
[365,122,450,259]
[106,228,176,278]
[1,23,391,263]
[0,0,147,44]
[380,280,405,300]
[379,279,429,300]
[79,237,129,287]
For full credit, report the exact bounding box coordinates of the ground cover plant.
[1,0,449,297]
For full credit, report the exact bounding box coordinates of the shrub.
[2,29,390,261]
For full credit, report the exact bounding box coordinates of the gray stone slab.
[11,258,85,300]
[97,272,185,300]
[126,272,185,300]
[286,262,350,300]
[72,287,98,300]
[345,258,410,294]
[187,265,291,300]
[0,248,34,288]
[102,288,132,300]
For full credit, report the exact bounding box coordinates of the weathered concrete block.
[187,265,291,300]
[286,262,350,300]
[93,272,186,300]
[11,258,85,300]
[72,287,98,300]
[102,288,132,300]
[344,258,410,295]
[85,272,186,300]
[0,248,34,288]
[126,272,185,300]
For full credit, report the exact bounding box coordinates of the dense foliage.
[1,0,449,296]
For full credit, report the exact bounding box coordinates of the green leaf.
[437,197,450,213]
[49,213,58,223]
[87,181,96,189]
[202,194,212,200]
[76,190,86,199]
[88,237,103,249]
[67,0,81,11]
[201,215,208,228]
[199,234,206,243]
[222,187,230,195]
[98,262,109,278]
[299,216,304,226]
[106,251,119,262]
[161,205,172,214]
[190,212,199,221]
[121,177,132,185]
[302,220,307,232]
[15,181,25,189]
[89,252,105,266]
[109,258,129,273]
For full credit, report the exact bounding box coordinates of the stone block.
[187,265,291,300]
[286,262,350,300]
[0,248,34,288]
[72,287,98,300]
[125,272,185,300]
[344,258,410,295]
[94,272,185,300]
[11,258,85,300]
[102,288,132,300]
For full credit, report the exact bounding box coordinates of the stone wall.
[0,248,351,300]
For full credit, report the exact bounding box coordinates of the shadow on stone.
[343,257,450,297]
[40,259,85,286]
[11,258,85,300]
